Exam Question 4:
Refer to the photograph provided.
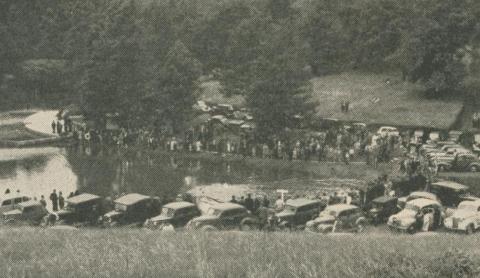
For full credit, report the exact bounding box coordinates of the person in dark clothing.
[51,121,56,134]
[56,121,63,134]
[262,196,270,208]
[58,191,65,210]
[230,195,238,204]
[244,194,254,212]
[40,195,47,208]
[4,188,10,194]
[50,190,58,211]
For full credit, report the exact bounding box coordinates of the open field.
[1,228,479,278]
[311,72,464,129]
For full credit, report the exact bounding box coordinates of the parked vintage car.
[437,153,480,172]
[430,181,477,208]
[100,193,161,227]
[388,198,445,233]
[305,204,367,233]
[398,191,439,209]
[3,200,48,225]
[275,198,326,230]
[444,200,480,234]
[186,202,259,231]
[377,126,399,137]
[54,193,104,225]
[368,196,399,225]
[144,201,201,230]
[0,192,31,214]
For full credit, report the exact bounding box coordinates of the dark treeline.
[1,0,480,137]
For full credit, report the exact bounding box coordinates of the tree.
[389,0,476,95]
[79,0,143,126]
[145,41,202,134]
[245,19,316,140]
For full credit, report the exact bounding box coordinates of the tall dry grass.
[1,228,480,277]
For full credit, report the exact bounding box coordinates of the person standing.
[275,196,284,212]
[50,190,58,211]
[244,194,254,212]
[58,191,65,210]
[51,121,56,134]
[40,195,47,208]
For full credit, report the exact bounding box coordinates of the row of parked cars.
[421,140,480,172]
[2,180,480,235]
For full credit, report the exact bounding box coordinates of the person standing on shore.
[40,195,47,208]
[50,190,58,211]
[58,192,65,210]
[51,121,56,134]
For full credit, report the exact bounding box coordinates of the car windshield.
[405,203,421,213]
[458,204,477,211]
[114,203,128,212]
[207,208,222,216]
[320,208,337,217]
[161,207,175,217]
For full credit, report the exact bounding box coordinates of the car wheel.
[407,225,416,234]
[200,225,217,232]
[466,224,475,235]
[240,223,258,231]
[470,165,479,172]
[356,223,366,233]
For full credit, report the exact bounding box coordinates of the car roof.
[115,193,150,205]
[325,204,358,212]
[407,198,440,207]
[431,181,469,191]
[163,201,195,210]
[212,202,245,211]
[372,196,397,203]
[0,192,29,201]
[285,198,322,207]
[18,200,42,208]
[410,191,437,199]
[67,193,101,205]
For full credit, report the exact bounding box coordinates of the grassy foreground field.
[311,72,463,129]
[2,228,480,278]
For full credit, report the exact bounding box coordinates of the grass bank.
[1,228,479,278]
[312,72,463,129]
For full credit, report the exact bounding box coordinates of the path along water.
[23,110,59,136]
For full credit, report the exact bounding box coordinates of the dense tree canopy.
[1,0,480,131]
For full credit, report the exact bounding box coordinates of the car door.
[295,205,308,225]
[220,209,236,228]
[336,209,351,230]
[0,198,14,214]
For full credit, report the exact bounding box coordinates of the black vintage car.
[368,196,399,225]
[100,193,161,227]
[3,201,48,225]
[275,198,326,230]
[144,201,201,230]
[54,193,105,225]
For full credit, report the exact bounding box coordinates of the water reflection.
[0,146,324,211]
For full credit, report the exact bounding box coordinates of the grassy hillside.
[1,228,479,278]
[312,72,464,129]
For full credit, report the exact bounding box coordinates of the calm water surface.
[0,147,320,210]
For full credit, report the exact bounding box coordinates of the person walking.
[40,195,47,208]
[50,190,58,211]
[58,191,65,210]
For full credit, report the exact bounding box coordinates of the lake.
[0,146,325,210]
